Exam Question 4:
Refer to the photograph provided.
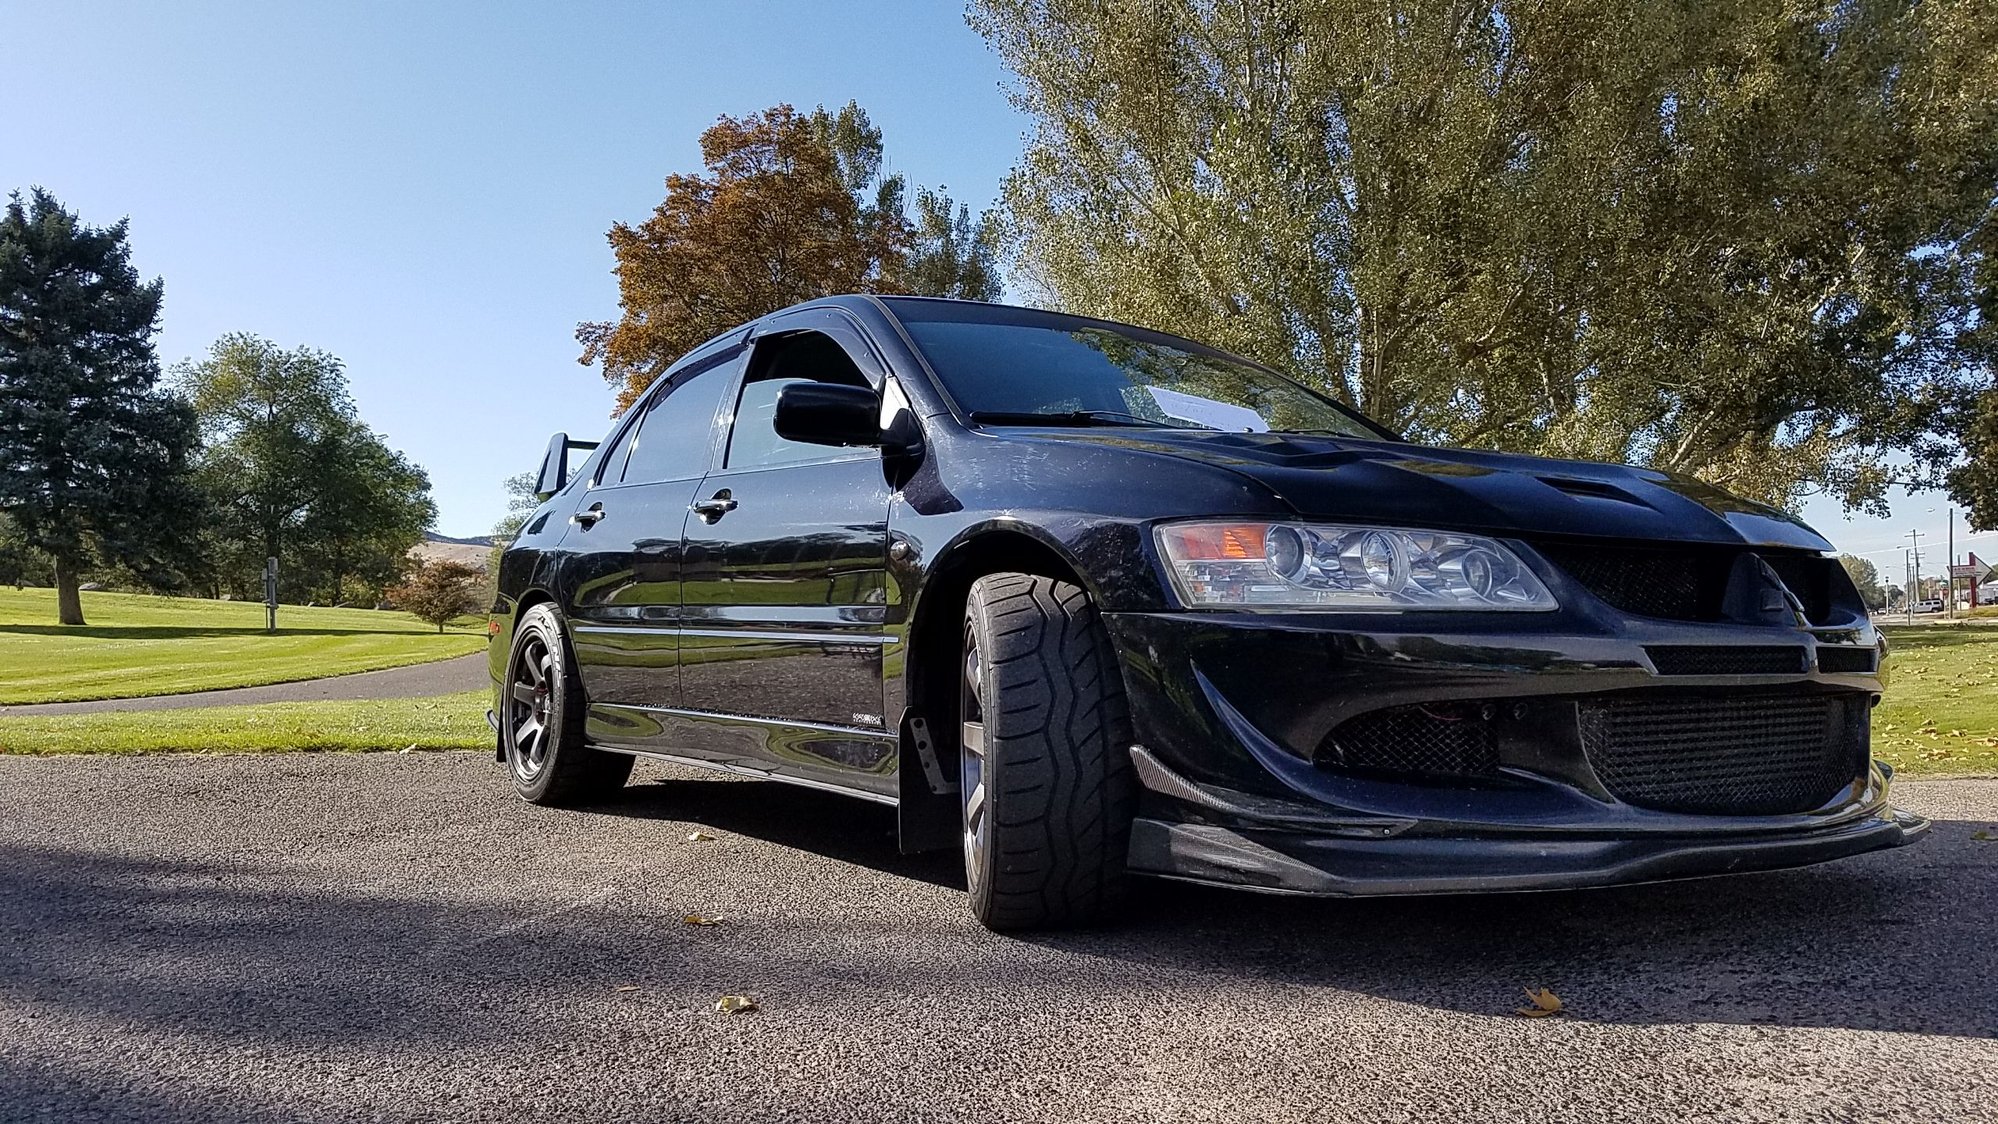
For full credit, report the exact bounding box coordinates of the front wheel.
[960,573,1137,930]
[502,603,633,805]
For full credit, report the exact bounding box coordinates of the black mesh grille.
[1535,544,1728,621]
[1760,553,1835,624]
[1319,703,1499,782]
[1817,647,1877,674]
[1578,692,1866,815]
[1645,645,1807,675]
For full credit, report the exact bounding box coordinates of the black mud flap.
[897,711,959,854]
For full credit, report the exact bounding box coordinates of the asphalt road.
[0,653,488,717]
[2,754,1993,1124]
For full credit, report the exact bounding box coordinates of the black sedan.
[489,296,1926,930]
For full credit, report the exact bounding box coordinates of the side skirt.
[590,744,899,806]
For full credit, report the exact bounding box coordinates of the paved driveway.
[1,753,1992,1123]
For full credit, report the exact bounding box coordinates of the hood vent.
[1539,476,1647,506]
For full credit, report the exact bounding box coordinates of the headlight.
[1154,521,1557,611]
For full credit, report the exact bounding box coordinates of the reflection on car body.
[488,296,1926,930]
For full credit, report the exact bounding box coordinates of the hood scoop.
[1537,476,1650,507]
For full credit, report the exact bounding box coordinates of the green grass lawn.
[1875,623,1998,777]
[0,587,485,705]
[0,692,490,755]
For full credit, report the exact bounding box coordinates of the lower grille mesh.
[1645,645,1807,675]
[1579,692,1865,815]
[1817,647,1877,674]
[1320,704,1498,782]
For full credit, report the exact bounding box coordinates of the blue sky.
[4,1,1988,579]
[2,1,1023,535]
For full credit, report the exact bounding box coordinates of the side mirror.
[774,383,882,447]
[534,432,599,501]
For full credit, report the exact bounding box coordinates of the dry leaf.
[715,994,758,1014]
[687,831,715,842]
[683,913,725,926]
[613,985,640,993]
[1971,830,1994,842]
[1517,987,1564,1018]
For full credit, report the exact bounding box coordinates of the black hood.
[1006,429,1833,551]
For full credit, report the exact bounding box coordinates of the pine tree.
[0,189,200,625]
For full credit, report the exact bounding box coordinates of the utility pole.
[1947,508,1955,620]
[1906,549,1914,623]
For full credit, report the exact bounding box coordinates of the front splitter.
[1125,807,1930,896]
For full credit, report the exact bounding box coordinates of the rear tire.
[502,603,633,805]
[960,573,1137,930]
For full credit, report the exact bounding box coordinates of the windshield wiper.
[967,409,1207,430]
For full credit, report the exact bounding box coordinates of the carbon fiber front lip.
[1125,806,1929,897]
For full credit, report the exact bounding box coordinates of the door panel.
[669,322,898,793]
[559,352,737,714]
[679,457,894,732]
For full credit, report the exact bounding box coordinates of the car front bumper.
[1102,606,1928,896]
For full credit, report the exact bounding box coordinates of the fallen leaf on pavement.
[1517,987,1564,1018]
[715,994,758,1014]
[613,985,640,993]
[687,831,715,842]
[1972,830,1994,842]
[683,913,725,926]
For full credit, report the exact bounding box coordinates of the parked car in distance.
[489,296,1926,929]
[1913,598,1944,614]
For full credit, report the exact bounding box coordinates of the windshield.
[888,302,1389,439]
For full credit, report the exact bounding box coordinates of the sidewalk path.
[0,652,488,717]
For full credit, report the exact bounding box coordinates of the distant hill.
[424,531,497,548]
[410,531,494,570]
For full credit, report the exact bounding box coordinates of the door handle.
[690,492,737,522]
[571,503,606,527]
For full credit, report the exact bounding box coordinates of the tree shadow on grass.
[0,623,474,641]
[1876,624,1998,652]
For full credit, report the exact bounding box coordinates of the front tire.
[960,573,1137,930]
[502,603,633,805]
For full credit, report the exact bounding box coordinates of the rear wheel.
[503,603,632,805]
[960,573,1136,930]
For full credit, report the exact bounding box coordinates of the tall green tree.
[178,334,433,603]
[0,189,201,624]
[1952,390,1998,530]
[973,0,1998,513]
[1838,554,1887,609]
[492,470,539,543]
[907,187,1004,302]
[294,418,435,604]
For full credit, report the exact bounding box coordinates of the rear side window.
[724,332,873,470]
[617,356,736,485]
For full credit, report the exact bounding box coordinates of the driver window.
[600,351,738,487]
[725,331,873,470]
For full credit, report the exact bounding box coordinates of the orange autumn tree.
[579,103,912,412]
